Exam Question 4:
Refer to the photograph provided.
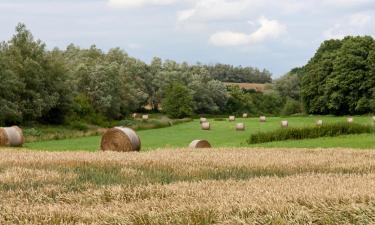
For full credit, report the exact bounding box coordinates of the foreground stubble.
[0,147,375,224]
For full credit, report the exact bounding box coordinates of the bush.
[281,98,303,116]
[248,123,375,144]
[162,83,193,119]
[69,121,89,131]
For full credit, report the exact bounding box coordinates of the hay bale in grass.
[259,116,266,122]
[189,140,211,148]
[229,116,235,121]
[236,123,245,131]
[372,116,375,122]
[281,120,288,128]
[242,113,248,118]
[201,122,210,130]
[100,127,141,152]
[200,117,207,123]
[316,120,323,126]
[0,126,24,147]
[142,115,149,120]
[347,117,353,123]
[132,113,137,118]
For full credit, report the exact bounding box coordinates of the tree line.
[0,24,276,126]
[276,36,375,116]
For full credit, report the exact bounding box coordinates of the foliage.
[301,36,375,115]
[162,83,193,118]
[281,98,304,116]
[274,67,303,101]
[248,122,374,144]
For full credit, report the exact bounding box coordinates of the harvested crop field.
[1,147,375,224]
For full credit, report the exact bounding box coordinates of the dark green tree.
[162,83,193,118]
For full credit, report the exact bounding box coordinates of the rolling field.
[25,116,375,151]
[1,148,375,224]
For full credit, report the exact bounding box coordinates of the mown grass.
[1,148,375,224]
[24,115,375,151]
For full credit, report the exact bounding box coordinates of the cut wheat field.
[1,147,375,224]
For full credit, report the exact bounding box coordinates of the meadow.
[25,115,375,151]
[0,148,375,224]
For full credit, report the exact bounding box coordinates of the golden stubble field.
[0,147,375,224]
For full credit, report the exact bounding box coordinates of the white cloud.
[210,17,286,47]
[323,13,372,39]
[177,0,253,22]
[108,0,176,9]
[349,13,371,27]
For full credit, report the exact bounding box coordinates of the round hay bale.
[316,120,323,126]
[259,116,266,122]
[372,116,375,122]
[200,117,207,124]
[189,140,211,148]
[201,122,210,130]
[242,113,248,118]
[0,126,24,147]
[100,127,141,152]
[132,113,137,118]
[236,123,245,131]
[229,116,235,122]
[347,117,353,123]
[142,115,149,120]
[281,120,288,128]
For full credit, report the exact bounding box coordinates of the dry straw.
[281,120,288,128]
[236,123,245,131]
[242,113,248,118]
[142,114,149,120]
[259,116,266,122]
[316,120,323,126]
[0,126,24,147]
[201,122,210,130]
[347,117,353,123]
[229,116,235,121]
[100,127,141,152]
[188,140,211,148]
[200,118,207,124]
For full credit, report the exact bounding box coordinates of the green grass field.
[24,115,375,151]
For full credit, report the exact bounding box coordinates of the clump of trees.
[301,36,375,115]
[0,24,275,125]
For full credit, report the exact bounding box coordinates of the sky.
[0,0,375,77]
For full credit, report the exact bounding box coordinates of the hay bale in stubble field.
[0,126,24,147]
[189,140,211,148]
[316,120,323,126]
[242,113,248,118]
[259,116,266,122]
[236,123,245,131]
[100,127,141,152]
[201,122,210,130]
[281,121,288,128]
[200,118,207,124]
[229,116,235,121]
[142,115,149,120]
[347,117,353,123]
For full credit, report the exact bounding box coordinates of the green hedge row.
[248,123,375,144]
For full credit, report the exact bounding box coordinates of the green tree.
[162,83,193,118]
[302,36,375,115]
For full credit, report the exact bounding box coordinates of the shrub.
[248,123,375,144]
[69,121,89,131]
